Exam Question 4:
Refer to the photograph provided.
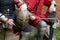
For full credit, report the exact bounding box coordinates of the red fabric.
[25,0,52,26]
[25,0,37,11]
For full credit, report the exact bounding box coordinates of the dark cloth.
[0,0,15,12]
[12,23,32,33]
[0,23,3,32]
[13,20,32,32]
[0,0,15,19]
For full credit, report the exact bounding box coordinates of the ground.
[55,27,60,40]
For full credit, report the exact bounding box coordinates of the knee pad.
[40,20,48,27]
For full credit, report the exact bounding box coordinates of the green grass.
[55,27,60,40]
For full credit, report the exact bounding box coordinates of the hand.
[29,13,36,20]
[6,19,15,26]
[30,16,36,20]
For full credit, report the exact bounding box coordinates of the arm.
[0,13,15,26]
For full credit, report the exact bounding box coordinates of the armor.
[16,8,29,29]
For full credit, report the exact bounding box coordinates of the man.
[0,0,32,40]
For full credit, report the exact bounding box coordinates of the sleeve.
[14,0,24,8]
[44,0,52,7]
[0,13,8,22]
[25,0,37,11]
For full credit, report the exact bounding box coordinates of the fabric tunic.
[25,0,52,26]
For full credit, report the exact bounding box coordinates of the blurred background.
[0,0,60,40]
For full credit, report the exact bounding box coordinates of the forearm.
[0,13,8,22]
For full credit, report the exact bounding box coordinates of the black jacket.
[0,0,15,19]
